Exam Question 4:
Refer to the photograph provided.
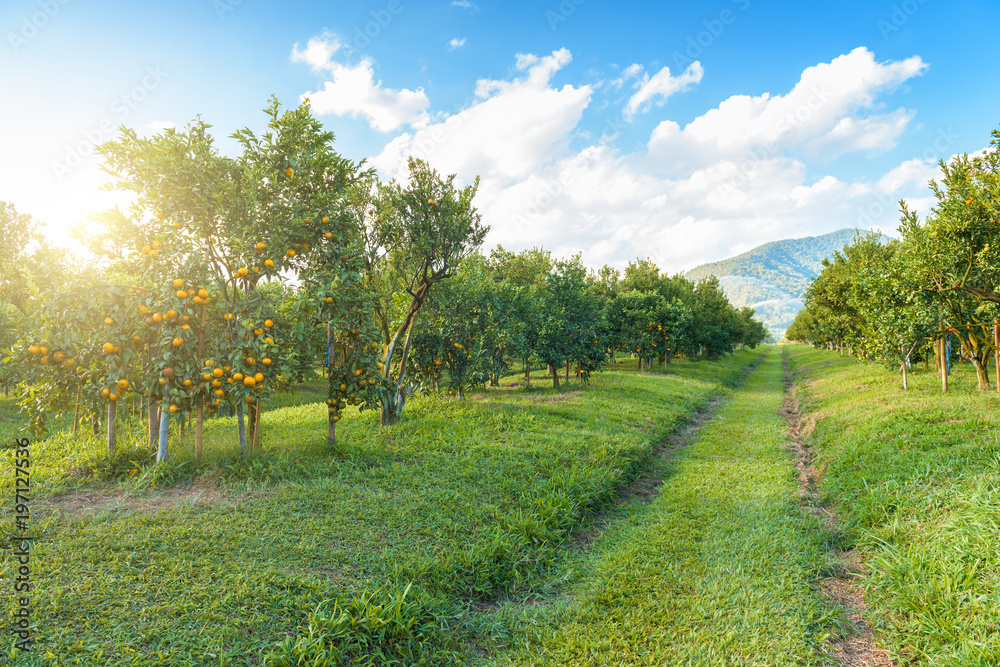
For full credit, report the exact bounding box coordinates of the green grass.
[490,347,838,667]
[786,345,1000,666]
[0,351,765,665]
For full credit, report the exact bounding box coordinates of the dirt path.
[573,351,765,550]
[781,348,893,667]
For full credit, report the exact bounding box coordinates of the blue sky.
[2,0,998,271]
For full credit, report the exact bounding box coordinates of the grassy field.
[786,345,1000,666]
[492,346,839,666]
[1,351,765,665]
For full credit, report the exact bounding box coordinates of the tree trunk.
[72,387,81,436]
[565,360,570,382]
[195,302,206,458]
[973,356,991,391]
[552,368,560,389]
[524,358,530,387]
[459,386,465,401]
[247,400,256,448]
[157,411,169,463]
[940,338,948,393]
[901,343,908,391]
[994,320,999,392]
[253,397,262,448]
[195,403,203,461]
[107,400,117,457]
[237,403,247,456]
[327,414,336,448]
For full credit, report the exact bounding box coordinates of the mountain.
[685,228,889,339]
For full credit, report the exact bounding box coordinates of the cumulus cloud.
[364,46,937,273]
[449,37,467,50]
[371,48,590,185]
[291,34,429,132]
[623,62,704,119]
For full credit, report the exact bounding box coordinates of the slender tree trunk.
[940,338,948,393]
[552,366,560,389]
[237,403,247,457]
[195,302,206,459]
[157,410,169,463]
[994,320,999,392]
[107,400,117,457]
[253,397,262,448]
[72,387,81,436]
[247,400,255,448]
[901,343,908,390]
[524,358,530,387]
[565,360,570,382]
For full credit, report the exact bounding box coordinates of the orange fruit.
[153,313,163,323]
[213,368,224,378]
[285,167,294,177]
[172,279,184,288]
[254,373,263,383]
[198,288,209,298]
[214,389,225,397]
[176,290,188,299]
[102,342,116,355]
[233,372,244,381]
[159,378,168,385]
[262,358,272,366]
[155,210,164,220]
[264,259,275,268]
[256,242,266,250]
[264,319,273,328]
[109,393,119,402]
[243,377,256,387]
[101,388,111,398]
[104,317,114,326]
[165,309,178,320]
[324,232,333,239]
[287,249,296,257]
[238,267,249,277]
[322,216,329,223]
[117,379,129,391]
[172,338,183,347]
[183,379,193,387]
[169,405,179,413]
[212,379,222,388]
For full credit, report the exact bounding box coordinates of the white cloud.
[368,47,942,273]
[452,0,474,7]
[646,47,927,173]
[623,62,704,119]
[372,48,590,185]
[291,35,429,132]
[448,37,467,51]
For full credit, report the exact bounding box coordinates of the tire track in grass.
[495,347,839,667]
[781,347,893,667]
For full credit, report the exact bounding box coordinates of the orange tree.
[414,264,491,400]
[95,98,365,455]
[534,258,604,388]
[359,158,488,425]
